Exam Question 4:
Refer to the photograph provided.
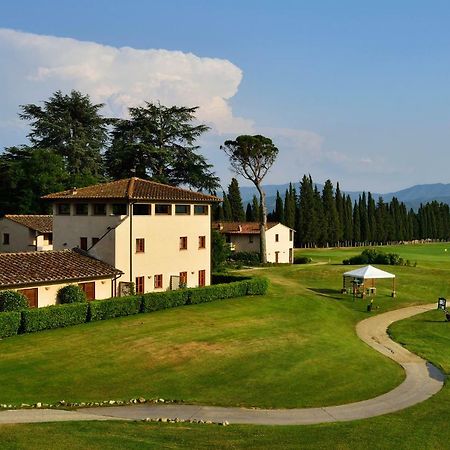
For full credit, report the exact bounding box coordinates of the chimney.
[238,225,242,232]
[71,187,77,195]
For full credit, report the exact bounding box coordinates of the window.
[199,236,206,249]
[180,236,188,250]
[249,235,254,243]
[44,233,53,245]
[78,282,96,300]
[133,204,151,215]
[194,205,208,215]
[275,233,279,242]
[57,203,70,215]
[136,238,145,253]
[80,237,88,251]
[179,271,187,286]
[155,204,171,215]
[198,270,206,287]
[113,203,127,215]
[93,203,106,215]
[154,274,163,289]
[135,276,145,294]
[175,204,190,215]
[92,237,99,247]
[75,203,88,215]
[289,230,293,242]
[2,233,10,245]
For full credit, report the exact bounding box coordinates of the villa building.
[0,215,53,253]
[213,221,295,263]
[43,177,220,296]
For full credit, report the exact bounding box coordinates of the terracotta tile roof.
[4,215,53,234]
[0,249,122,288]
[213,222,279,234]
[42,178,221,203]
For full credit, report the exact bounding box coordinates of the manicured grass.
[1,243,449,448]
[0,268,403,407]
[1,243,448,408]
[1,306,449,450]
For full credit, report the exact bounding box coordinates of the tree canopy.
[221,135,278,263]
[20,90,108,179]
[105,102,219,192]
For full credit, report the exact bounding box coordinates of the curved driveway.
[0,303,445,425]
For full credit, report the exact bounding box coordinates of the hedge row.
[89,296,141,321]
[0,277,269,338]
[21,303,89,333]
[0,311,21,338]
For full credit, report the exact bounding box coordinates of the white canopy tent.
[342,265,396,297]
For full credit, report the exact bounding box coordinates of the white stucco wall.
[227,223,294,263]
[52,201,212,294]
[0,219,36,252]
[266,224,294,263]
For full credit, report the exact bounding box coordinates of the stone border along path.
[0,303,445,425]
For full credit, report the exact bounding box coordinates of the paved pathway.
[0,303,445,425]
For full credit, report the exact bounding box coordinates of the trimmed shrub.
[141,290,189,313]
[57,285,87,304]
[228,251,261,266]
[294,256,312,264]
[89,296,142,321]
[212,274,249,284]
[188,281,249,304]
[246,277,269,295]
[21,303,89,333]
[0,311,21,338]
[0,290,29,312]
[343,249,405,266]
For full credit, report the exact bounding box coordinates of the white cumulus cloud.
[0,28,254,137]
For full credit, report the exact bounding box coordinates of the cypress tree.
[322,180,339,246]
[246,203,253,221]
[335,182,344,245]
[227,178,246,221]
[367,192,376,243]
[284,184,296,229]
[359,193,369,243]
[353,200,361,244]
[222,191,232,221]
[252,195,262,222]
[275,191,285,223]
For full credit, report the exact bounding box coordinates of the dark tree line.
[0,91,219,214]
[282,175,450,246]
[214,175,450,246]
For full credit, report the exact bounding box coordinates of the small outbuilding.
[342,265,396,298]
[0,249,122,307]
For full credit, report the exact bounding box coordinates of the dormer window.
[155,204,172,215]
[112,203,127,215]
[57,204,70,215]
[175,204,190,215]
[93,204,107,215]
[75,203,88,215]
[133,204,151,215]
[194,205,208,215]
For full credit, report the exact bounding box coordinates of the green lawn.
[0,243,449,448]
[0,263,404,408]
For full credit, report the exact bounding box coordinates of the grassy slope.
[1,243,449,448]
[0,263,403,407]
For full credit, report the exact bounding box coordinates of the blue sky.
[1,1,450,193]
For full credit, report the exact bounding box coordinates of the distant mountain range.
[239,183,450,212]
